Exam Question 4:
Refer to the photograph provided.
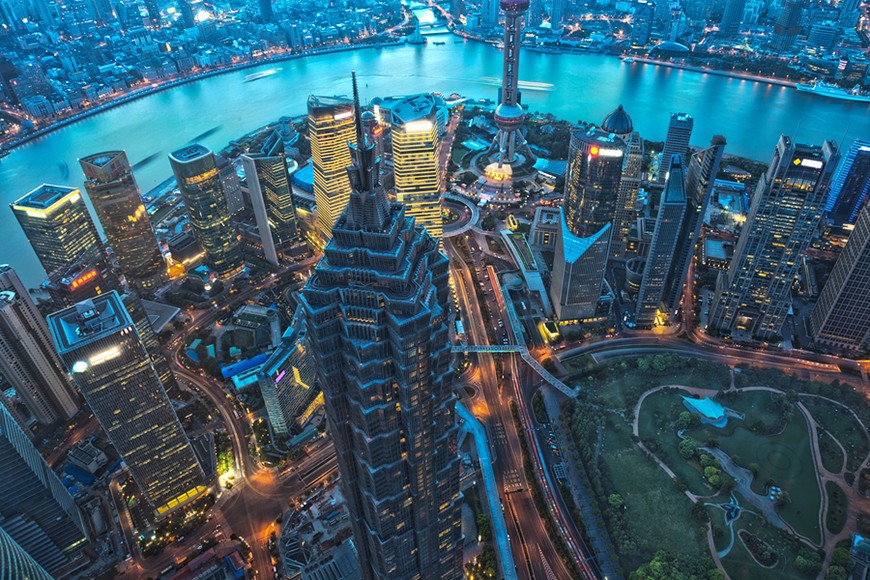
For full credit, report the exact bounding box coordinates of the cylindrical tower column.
[493,0,530,166]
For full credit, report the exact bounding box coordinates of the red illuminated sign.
[590,146,600,156]
[69,269,98,290]
[372,126,383,136]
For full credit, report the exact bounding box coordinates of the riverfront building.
[810,202,870,351]
[657,112,693,182]
[301,85,462,579]
[0,267,79,424]
[11,184,104,278]
[307,94,356,241]
[563,126,625,238]
[390,94,444,238]
[825,139,870,227]
[635,155,689,327]
[49,292,207,517]
[169,144,245,278]
[709,136,838,340]
[80,151,167,293]
[241,132,299,266]
[0,404,89,575]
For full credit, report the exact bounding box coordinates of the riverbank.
[0,39,404,155]
[621,57,798,88]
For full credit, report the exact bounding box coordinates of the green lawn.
[637,389,713,495]
[706,504,730,553]
[825,481,847,535]
[720,512,818,580]
[600,415,707,571]
[687,393,822,545]
[803,400,869,473]
[818,431,845,474]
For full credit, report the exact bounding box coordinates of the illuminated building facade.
[0,404,89,575]
[241,131,298,267]
[257,310,317,437]
[48,292,206,517]
[810,202,870,350]
[563,126,625,238]
[169,144,245,278]
[550,210,611,321]
[662,136,726,314]
[719,0,746,36]
[635,155,688,327]
[709,136,838,339]
[390,94,443,238]
[301,78,462,579]
[0,526,53,580]
[601,105,644,259]
[10,184,104,278]
[657,112,693,182]
[307,95,356,241]
[80,151,167,293]
[0,267,79,424]
[825,139,870,227]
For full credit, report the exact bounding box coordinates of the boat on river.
[796,81,870,103]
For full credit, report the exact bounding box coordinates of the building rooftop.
[141,299,181,333]
[48,291,131,353]
[80,151,123,168]
[12,184,78,210]
[169,144,211,163]
[307,94,353,114]
[601,104,633,135]
[705,239,733,260]
[387,94,437,126]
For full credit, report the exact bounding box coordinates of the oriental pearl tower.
[489,0,533,169]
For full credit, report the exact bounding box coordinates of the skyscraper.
[11,184,104,278]
[307,94,356,241]
[657,113,693,182]
[771,0,805,51]
[825,139,870,227]
[549,214,611,321]
[481,0,499,27]
[0,525,53,580]
[635,155,689,327]
[563,126,626,238]
[300,77,461,580]
[258,0,271,22]
[169,144,245,278]
[631,0,655,46]
[257,310,317,437]
[719,0,746,36]
[79,151,167,294]
[550,0,563,30]
[709,136,838,340]
[48,292,207,517]
[809,203,870,351]
[663,136,726,314]
[0,268,79,424]
[489,0,531,166]
[0,404,89,575]
[390,94,444,238]
[601,105,644,259]
[241,132,298,267]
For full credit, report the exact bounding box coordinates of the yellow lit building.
[389,95,443,238]
[11,184,104,277]
[307,95,356,241]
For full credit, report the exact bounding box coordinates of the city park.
[551,351,870,579]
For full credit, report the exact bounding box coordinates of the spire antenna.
[351,70,364,147]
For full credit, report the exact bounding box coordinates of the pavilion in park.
[681,396,744,428]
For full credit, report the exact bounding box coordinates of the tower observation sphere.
[487,0,533,166]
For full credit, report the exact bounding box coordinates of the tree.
[679,437,697,459]
[831,547,853,569]
[609,493,625,509]
[825,565,848,580]
[794,550,822,575]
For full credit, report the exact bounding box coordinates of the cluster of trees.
[524,120,572,159]
[464,545,497,579]
[677,438,733,490]
[738,530,779,567]
[794,547,823,576]
[630,550,723,580]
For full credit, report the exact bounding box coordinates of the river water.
[2,28,868,287]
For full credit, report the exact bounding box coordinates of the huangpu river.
[2,31,868,287]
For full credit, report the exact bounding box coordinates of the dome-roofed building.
[601,104,633,137]
[651,41,690,54]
